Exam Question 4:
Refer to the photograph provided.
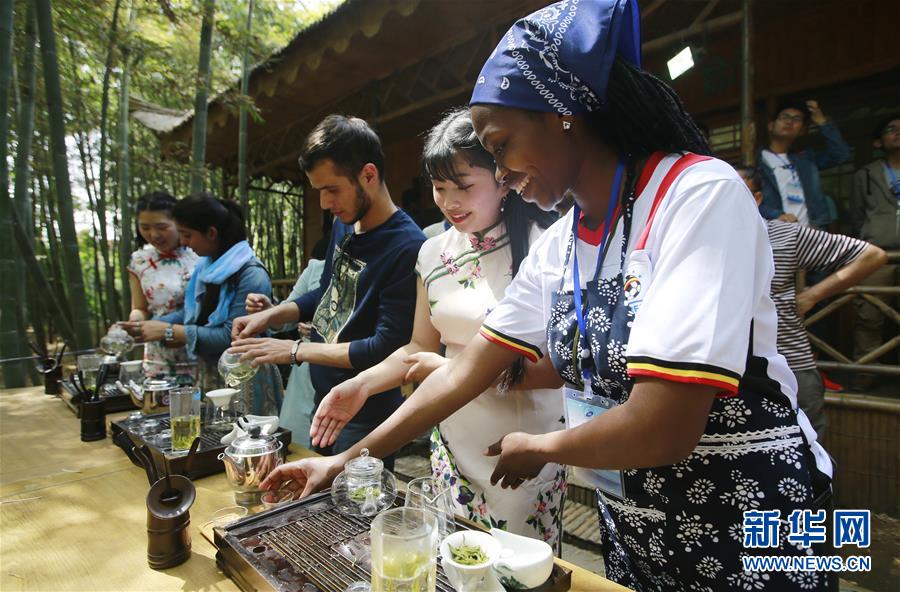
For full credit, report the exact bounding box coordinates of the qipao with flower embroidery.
[416,221,567,547]
[127,245,198,378]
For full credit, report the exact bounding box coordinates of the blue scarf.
[470,0,641,116]
[184,240,254,327]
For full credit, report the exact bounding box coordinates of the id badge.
[786,179,804,204]
[623,249,652,314]
[563,385,626,499]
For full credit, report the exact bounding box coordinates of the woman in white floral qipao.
[122,192,198,379]
[310,109,568,547]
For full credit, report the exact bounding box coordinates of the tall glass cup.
[169,386,201,450]
[77,354,103,390]
[405,477,456,540]
[370,508,438,592]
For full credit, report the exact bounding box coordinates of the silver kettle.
[218,426,283,506]
[123,378,174,415]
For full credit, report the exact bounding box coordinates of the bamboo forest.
[0,0,339,387]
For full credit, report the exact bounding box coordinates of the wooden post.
[740,0,755,167]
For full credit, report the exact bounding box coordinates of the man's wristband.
[164,324,175,343]
[290,340,303,366]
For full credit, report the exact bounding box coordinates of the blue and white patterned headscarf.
[470,0,641,116]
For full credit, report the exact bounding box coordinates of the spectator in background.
[850,115,900,386]
[244,238,328,446]
[758,100,850,229]
[738,166,886,438]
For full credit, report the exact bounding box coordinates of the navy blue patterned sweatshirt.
[292,209,425,425]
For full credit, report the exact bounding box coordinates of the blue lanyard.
[571,160,625,383]
[885,161,900,200]
[773,152,799,180]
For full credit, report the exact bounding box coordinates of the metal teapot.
[218,426,283,506]
[122,378,174,415]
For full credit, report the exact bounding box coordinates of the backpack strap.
[635,153,712,250]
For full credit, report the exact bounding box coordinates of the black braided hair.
[586,56,712,161]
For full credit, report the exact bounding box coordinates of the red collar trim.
[635,152,667,197]
[577,212,605,246]
[577,203,623,246]
[575,152,668,246]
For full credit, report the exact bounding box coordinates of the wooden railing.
[272,278,296,302]
[823,393,899,515]
[805,251,899,379]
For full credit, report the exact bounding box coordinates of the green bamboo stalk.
[66,40,105,332]
[38,166,66,320]
[0,0,27,385]
[14,2,37,233]
[97,0,123,321]
[9,191,78,347]
[238,0,254,228]
[117,1,136,318]
[189,0,215,194]
[13,1,40,384]
[34,0,93,349]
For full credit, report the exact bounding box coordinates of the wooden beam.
[642,0,667,21]
[372,83,471,125]
[642,11,743,54]
[691,0,719,28]
[249,83,472,178]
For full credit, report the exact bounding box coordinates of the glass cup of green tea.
[218,351,259,388]
[370,507,438,592]
[169,386,201,450]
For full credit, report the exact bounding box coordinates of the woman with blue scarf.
[263,2,833,590]
[139,193,283,416]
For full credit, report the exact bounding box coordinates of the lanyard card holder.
[563,385,626,499]
[785,176,804,204]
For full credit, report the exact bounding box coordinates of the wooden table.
[0,387,628,591]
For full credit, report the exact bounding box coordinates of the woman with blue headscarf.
[263,2,833,590]
[136,193,283,416]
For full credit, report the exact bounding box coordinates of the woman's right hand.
[261,455,343,499]
[117,321,143,338]
[231,310,271,340]
[245,293,273,314]
[310,378,369,448]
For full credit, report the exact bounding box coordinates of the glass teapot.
[100,326,135,357]
[330,449,398,517]
[218,350,258,388]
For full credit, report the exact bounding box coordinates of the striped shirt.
[766,219,867,370]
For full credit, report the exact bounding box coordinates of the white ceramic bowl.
[489,528,554,589]
[439,531,502,592]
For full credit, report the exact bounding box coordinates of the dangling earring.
[562,120,572,131]
[500,194,508,213]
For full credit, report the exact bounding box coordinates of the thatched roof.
[130,96,190,133]
[158,0,548,181]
